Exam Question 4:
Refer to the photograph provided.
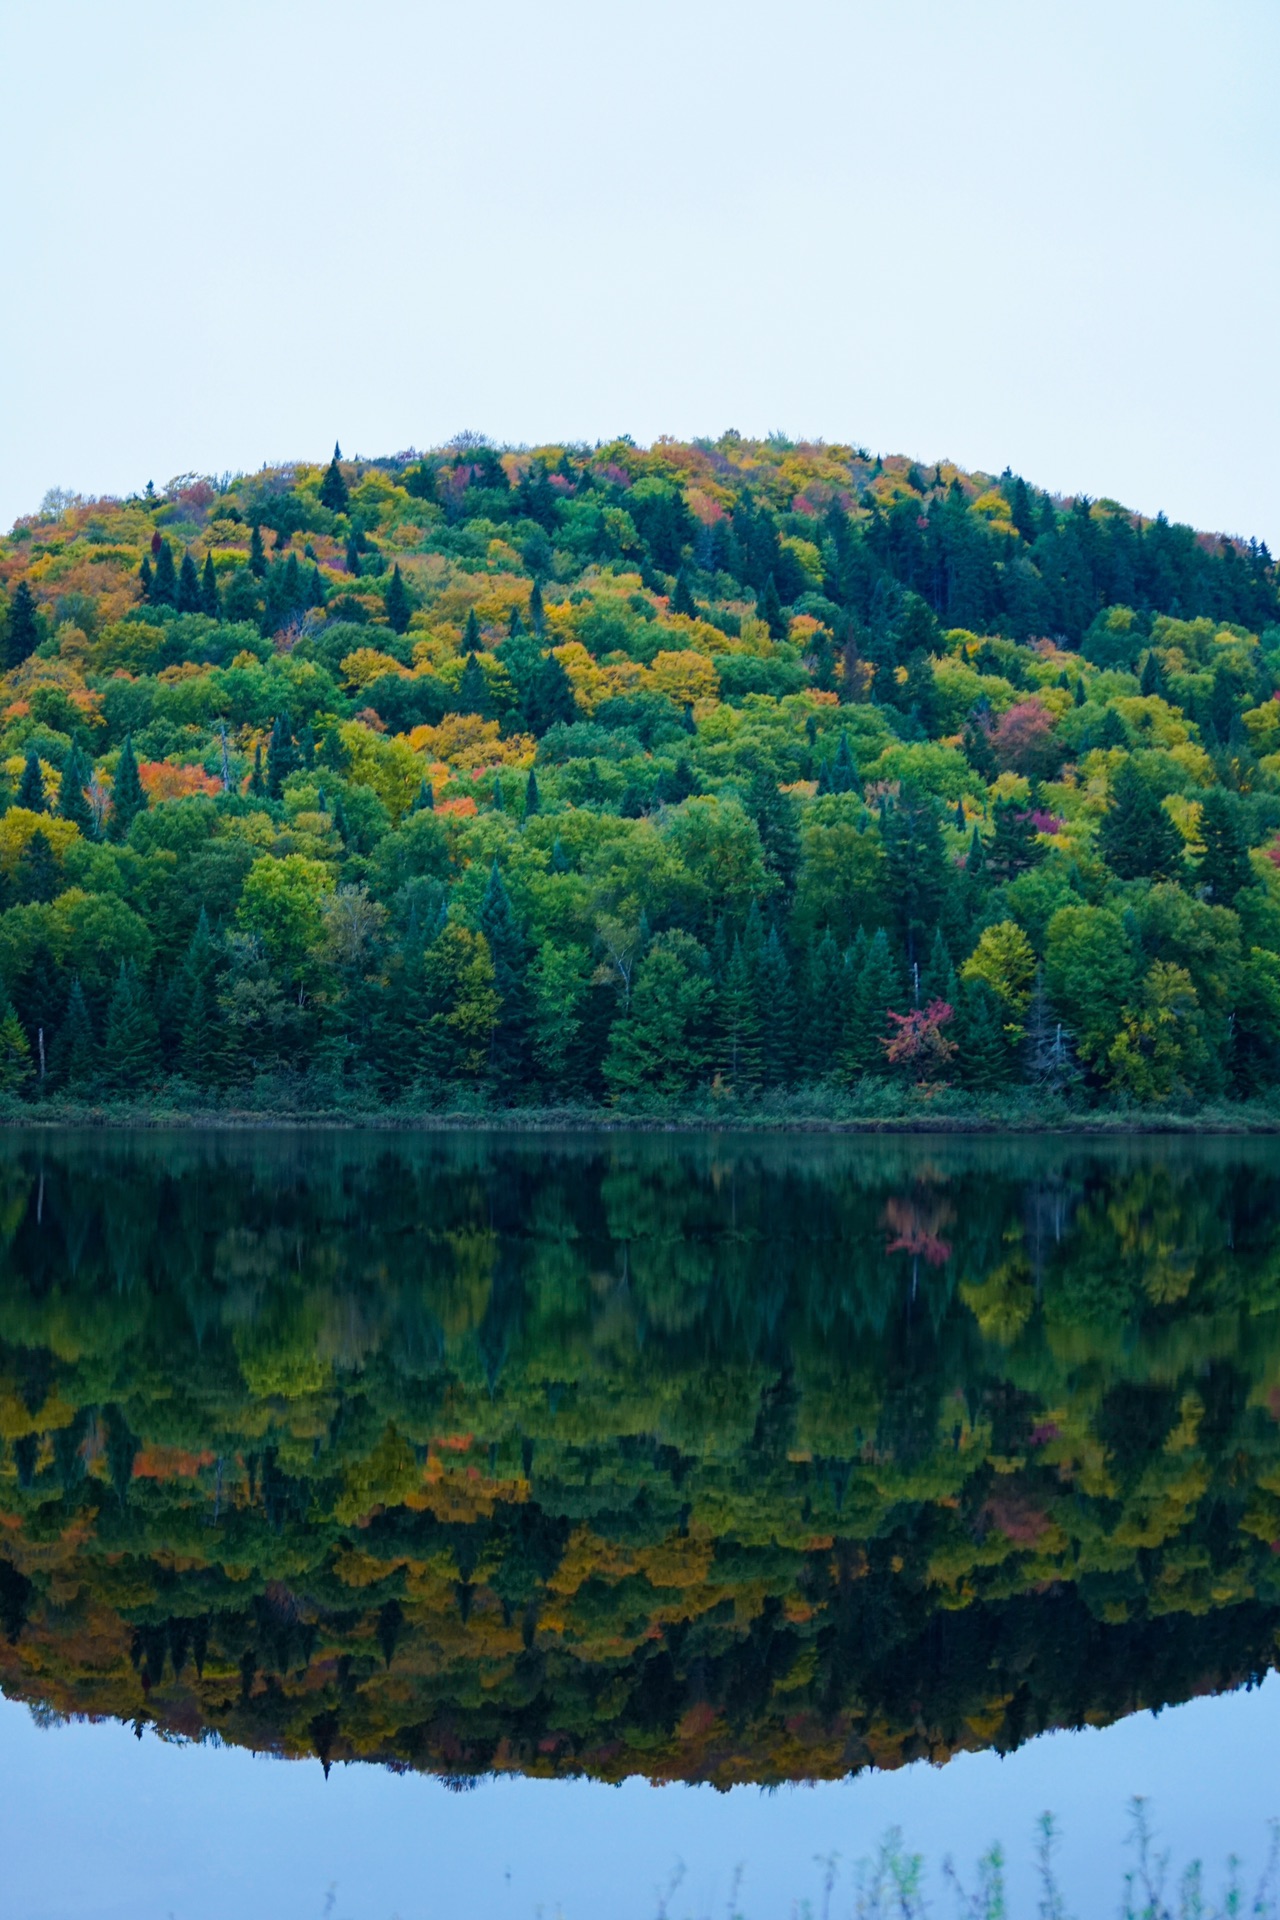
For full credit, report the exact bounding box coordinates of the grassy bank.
[2,1078,1280,1133]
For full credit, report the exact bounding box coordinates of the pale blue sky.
[2,0,1277,542]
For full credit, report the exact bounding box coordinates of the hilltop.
[0,433,1278,1118]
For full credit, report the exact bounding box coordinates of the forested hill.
[0,434,1279,1113]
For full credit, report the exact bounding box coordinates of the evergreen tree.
[176,550,203,614]
[58,744,95,839]
[457,653,490,717]
[919,928,958,1009]
[524,768,540,817]
[137,553,153,602]
[803,929,846,1078]
[1100,761,1183,880]
[248,743,267,797]
[412,778,435,812]
[1139,649,1164,698]
[49,977,95,1092]
[758,573,788,639]
[492,776,504,812]
[200,552,220,617]
[101,962,160,1093]
[478,863,534,1097]
[267,712,299,798]
[956,978,1013,1090]
[108,737,147,841]
[405,459,437,502]
[14,830,59,905]
[179,977,220,1087]
[385,564,412,635]
[319,446,350,514]
[755,926,796,1089]
[16,750,46,813]
[529,580,545,632]
[6,580,40,668]
[986,798,1041,882]
[1194,787,1253,903]
[249,524,267,579]
[718,936,761,1092]
[830,734,860,795]
[882,785,948,967]
[0,993,32,1094]
[525,652,578,733]
[1098,707,1128,750]
[672,568,698,619]
[152,539,177,606]
[345,532,362,576]
[745,769,800,890]
[462,607,482,653]
[550,837,571,875]
[842,928,902,1079]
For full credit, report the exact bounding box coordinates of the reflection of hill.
[1,1131,1280,1785]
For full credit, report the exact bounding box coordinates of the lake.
[1,1130,1279,1917]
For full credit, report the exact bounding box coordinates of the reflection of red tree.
[882,1194,953,1266]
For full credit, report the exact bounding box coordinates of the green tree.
[16,751,46,813]
[385,565,412,635]
[478,863,533,1097]
[49,977,96,1092]
[524,769,540,817]
[267,712,299,798]
[177,550,203,614]
[101,961,160,1093]
[14,830,59,905]
[108,737,147,842]
[152,539,177,606]
[882,785,947,967]
[200,552,220,617]
[718,935,761,1093]
[604,930,713,1101]
[842,928,902,1079]
[1099,761,1183,881]
[421,923,501,1080]
[249,524,267,578]
[236,854,334,981]
[755,925,796,1088]
[5,580,40,667]
[1194,788,1252,904]
[0,994,32,1093]
[319,446,349,514]
[456,653,490,718]
[758,574,788,640]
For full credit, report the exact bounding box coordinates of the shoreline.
[0,1098,1276,1135]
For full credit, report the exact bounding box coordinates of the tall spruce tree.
[1194,787,1253,903]
[478,862,533,1097]
[457,653,489,717]
[755,926,796,1089]
[58,744,95,839]
[267,712,300,798]
[385,565,412,634]
[14,830,58,905]
[6,580,39,667]
[802,929,846,1079]
[319,445,350,514]
[249,524,267,578]
[200,552,220,616]
[16,750,46,813]
[102,961,160,1093]
[758,573,787,640]
[842,928,902,1079]
[1100,761,1182,881]
[152,539,177,606]
[109,737,147,841]
[882,785,947,968]
[49,977,96,1092]
[718,936,761,1093]
[176,550,203,614]
[524,768,540,817]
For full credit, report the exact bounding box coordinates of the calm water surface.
[1,1130,1279,1916]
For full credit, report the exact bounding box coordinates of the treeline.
[0,436,1279,1111]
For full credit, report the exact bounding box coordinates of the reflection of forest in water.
[2,1130,1280,1786]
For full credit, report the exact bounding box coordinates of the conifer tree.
[152,539,177,606]
[550,837,571,874]
[830,734,859,794]
[1194,787,1253,903]
[412,778,435,812]
[200,552,220,617]
[1098,707,1128,750]
[176,550,203,614]
[882,785,948,967]
[0,992,32,1094]
[16,750,46,813]
[492,776,504,812]
[920,928,958,1009]
[478,862,533,1096]
[137,554,153,601]
[529,580,545,632]
[405,459,437,502]
[308,564,326,609]
[385,565,412,635]
[248,743,267,797]
[842,928,902,1079]
[14,830,58,905]
[672,568,698,619]
[267,712,299,798]
[524,768,540,817]
[49,977,95,1092]
[344,531,362,577]
[462,608,482,653]
[956,978,1012,1090]
[1139,650,1163,698]
[58,744,95,839]
[755,926,796,1089]
[746,768,800,890]
[102,961,160,1093]
[758,573,788,640]
[803,929,846,1078]
[457,652,489,717]
[319,445,350,514]
[1100,761,1182,880]
[249,524,267,579]
[109,737,147,841]
[5,579,40,668]
[718,936,761,1093]
[986,798,1040,882]
[525,652,577,734]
